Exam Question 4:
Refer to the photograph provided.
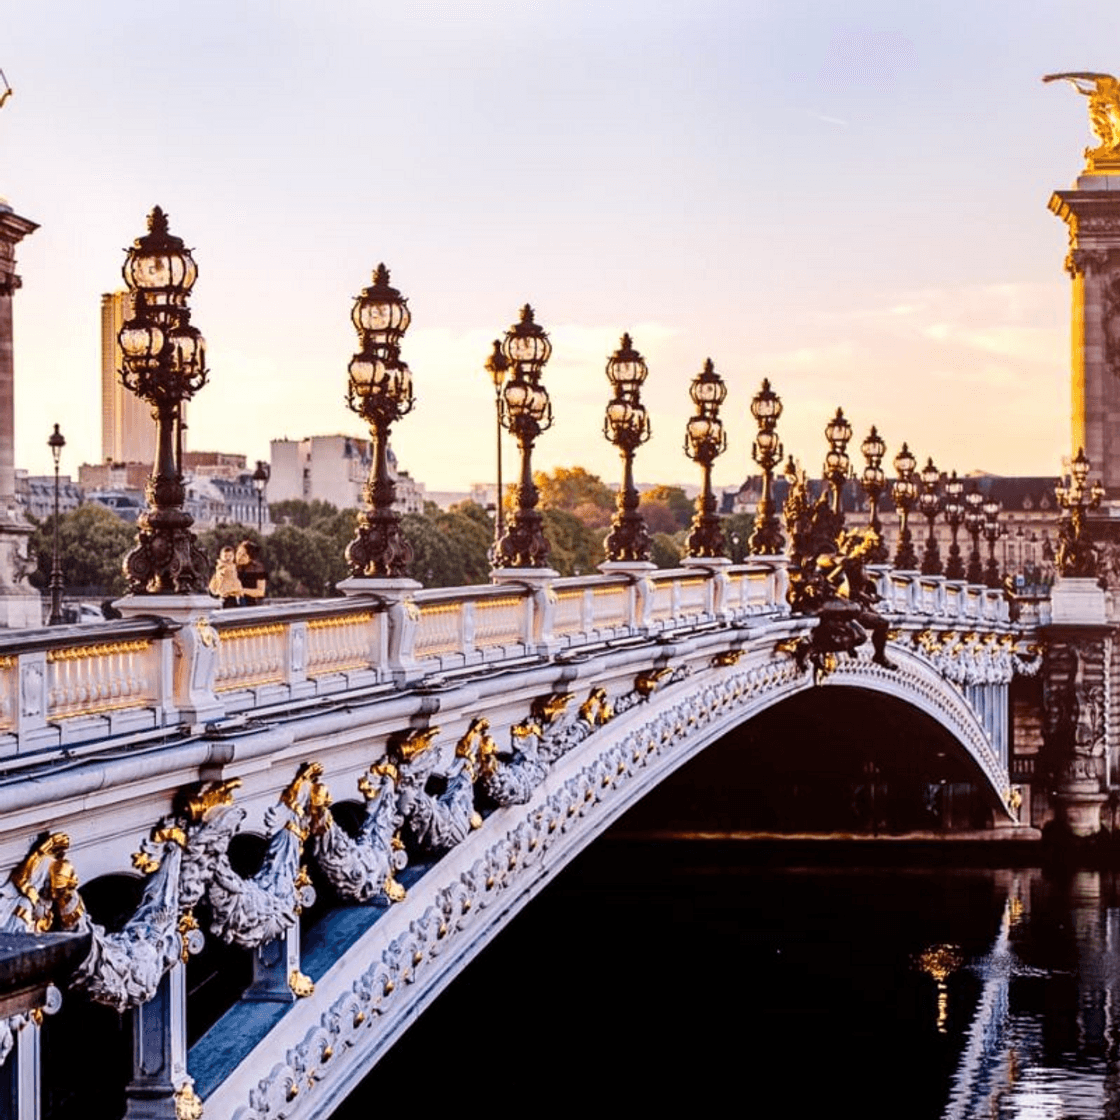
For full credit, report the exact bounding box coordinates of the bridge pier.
[0,1026,39,1120]
[245,926,306,1004]
[123,966,195,1120]
[1041,579,1113,837]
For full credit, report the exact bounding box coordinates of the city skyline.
[3,2,1117,492]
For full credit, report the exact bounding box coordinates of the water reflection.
[340,851,1120,1120]
[940,869,1120,1120]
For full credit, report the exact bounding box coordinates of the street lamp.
[892,442,919,570]
[1055,446,1106,577]
[117,207,209,594]
[964,488,985,584]
[47,423,65,625]
[918,456,943,576]
[860,426,889,564]
[942,471,966,581]
[748,378,784,555]
[982,496,1002,588]
[252,460,270,532]
[823,407,853,517]
[683,358,728,559]
[493,305,553,569]
[344,264,415,579]
[484,339,510,553]
[602,333,652,563]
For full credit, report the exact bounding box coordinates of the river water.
[355,842,1120,1120]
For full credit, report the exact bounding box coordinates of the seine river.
[347,840,1120,1120]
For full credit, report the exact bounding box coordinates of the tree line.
[27,467,754,600]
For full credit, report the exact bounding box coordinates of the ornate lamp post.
[823,407,852,516]
[892,442,919,570]
[117,207,209,594]
[484,340,510,552]
[964,488,985,584]
[47,424,65,625]
[860,426,889,564]
[344,264,415,579]
[603,333,652,563]
[1055,447,1106,577]
[942,471,966,581]
[493,305,553,569]
[748,378,784,554]
[982,496,1003,588]
[252,460,269,533]
[918,457,943,576]
[683,359,728,559]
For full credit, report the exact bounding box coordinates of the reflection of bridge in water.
[0,561,1044,1117]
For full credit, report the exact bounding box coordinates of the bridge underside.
[625,687,1004,835]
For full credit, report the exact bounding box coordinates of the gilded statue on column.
[1044,72,1120,171]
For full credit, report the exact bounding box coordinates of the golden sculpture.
[579,687,613,726]
[530,692,573,725]
[182,778,241,823]
[634,668,672,697]
[10,832,84,932]
[1044,72,1120,171]
[390,726,440,763]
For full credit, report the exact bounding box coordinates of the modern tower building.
[101,290,163,464]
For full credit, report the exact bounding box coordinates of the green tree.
[400,503,492,588]
[643,484,694,529]
[29,505,138,596]
[642,500,681,536]
[723,512,754,562]
[269,499,342,529]
[540,508,603,576]
[651,532,684,569]
[535,467,615,527]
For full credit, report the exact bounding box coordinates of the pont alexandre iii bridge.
[0,553,1077,1120]
[4,69,1120,1120]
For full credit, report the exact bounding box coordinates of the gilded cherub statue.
[1044,72,1120,171]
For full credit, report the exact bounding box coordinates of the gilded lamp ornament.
[942,471,966,581]
[1055,447,1104,578]
[602,333,652,563]
[493,305,553,569]
[344,264,415,579]
[823,407,852,517]
[982,495,1002,588]
[859,426,889,564]
[918,457,943,576]
[891,443,920,571]
[683,359,728,559]
[118,207,209,594]
[748,378,784,555]
[964,488,986,585]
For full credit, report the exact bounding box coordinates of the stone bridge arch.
[201,638,1021,1119]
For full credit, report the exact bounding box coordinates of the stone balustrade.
[0,562,1027,762]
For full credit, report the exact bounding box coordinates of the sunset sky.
[3,1,1118,493]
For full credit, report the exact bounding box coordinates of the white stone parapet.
[0,564,1029,768]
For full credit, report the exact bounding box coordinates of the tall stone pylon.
[1046,73,1120,495]
[0,201,41,628]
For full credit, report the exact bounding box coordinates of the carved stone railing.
[0,563,1029,763]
